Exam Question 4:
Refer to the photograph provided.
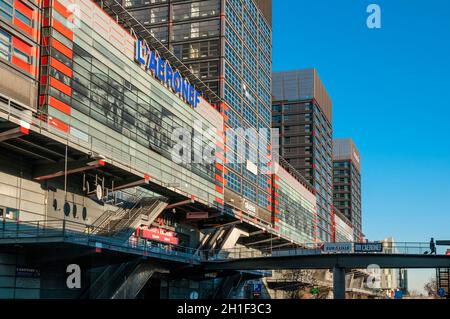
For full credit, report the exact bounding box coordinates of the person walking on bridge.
[430,238,437,255]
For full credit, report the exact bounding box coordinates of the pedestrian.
[430,238,437,255]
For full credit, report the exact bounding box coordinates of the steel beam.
[333,266,346,299]
[203,254,450,271]
[112,178,148,192]
[0,127,24,142]
[165,199,195,210]
[34,160,101,181]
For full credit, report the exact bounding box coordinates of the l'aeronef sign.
[354,242,383,253]
[134,39,202,109]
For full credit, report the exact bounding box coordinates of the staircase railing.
[108,197,168,235]
[89,188,151,234]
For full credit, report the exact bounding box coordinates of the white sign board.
[323,243,353,253]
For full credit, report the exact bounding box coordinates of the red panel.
[53,0,73,21]
[13,17,33,36]
[49,96,71,115]
[12,36,32,55]
[50,57,73,77]
[41,56,48,65]
[14,0,33,18]
[215,174,223,183]
[51,39,73,59]
[215,185,223,193]
[50,77,72,96]
[48,117,69,133]
[52,18,74,41]
[42,0,51,8]
[11,56,31,74]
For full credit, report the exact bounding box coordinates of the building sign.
[138,227,179,245]
[135,39,201,109]
[323,243,353,253]
[244,200,257,215]
[246,160,258,175]
[354,242,383,253]
[16,267,40,278]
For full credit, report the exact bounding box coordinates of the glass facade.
[275,163,316,244]
[272,70,333,242]
[332,138,362,242]
[124,0,274,226]
[37,0,223,208]
[333,160,362,241]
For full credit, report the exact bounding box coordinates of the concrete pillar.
[333,266,346,299]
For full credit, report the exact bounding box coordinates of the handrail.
[0,219,444,262]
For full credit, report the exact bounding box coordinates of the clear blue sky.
[272,0,450,293]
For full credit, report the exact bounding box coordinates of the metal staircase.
[214,273,243,299]
[96,197,168,239]
[112,263,166,299]
[90,189,146,233]
[437,268,450,298]
[81,258,142,299]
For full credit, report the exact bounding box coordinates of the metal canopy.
[93,0,222,106]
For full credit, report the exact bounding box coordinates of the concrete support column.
[333,266,346,299]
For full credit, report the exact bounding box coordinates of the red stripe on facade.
[53,0,74,21]
[215,174,223,183]
[11,56,32,74]
[49,96,71,115]
[50,77,72,96]
[52,39,73,59]
[215,185,223,194]
[52,18,74,41]
[50,58,73,77]
[14,0,33,19]
[12,36,32,55]
[48,117,69,133]
[13,17,33,36]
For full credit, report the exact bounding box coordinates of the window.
[15,9,31,26]
[0,0,13,22]
[14,47,30,63]
[0,28,11,61]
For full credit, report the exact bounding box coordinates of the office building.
[272,69,333,242]
[333,138,362,241]
[123,0,274,229]
[0,0,322,299]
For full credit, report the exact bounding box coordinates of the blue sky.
[272,0,450,293]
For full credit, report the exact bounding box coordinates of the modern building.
[0,0,323,299]
[272,69,333,242]
[333,208,354,243]
[332,138,362,242]
[123,0,274,231]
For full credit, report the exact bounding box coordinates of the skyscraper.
[333,138,362,242]
[123,0,274,228]
[272,69,333,242]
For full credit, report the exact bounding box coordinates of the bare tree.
[424,278,438,298]
[281,269,320,299]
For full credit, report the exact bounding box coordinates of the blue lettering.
[135,39,201,109]
[148,51,157,75]
[165,62,173,89]
[135,40,146,65]
[189,85,195,106]
[173,72,182,94]
[194,90,201,108]
[157,58,165,81]
[181,79,190,102]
